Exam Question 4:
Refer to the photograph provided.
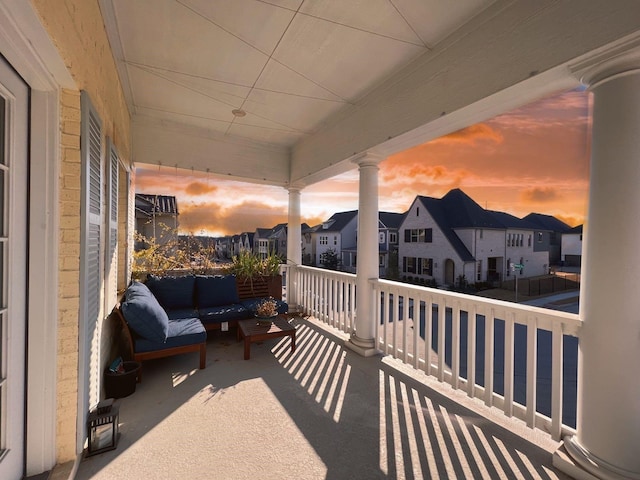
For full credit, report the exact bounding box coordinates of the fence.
[501,273,579,297]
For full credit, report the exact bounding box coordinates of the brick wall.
[57,88,82,462]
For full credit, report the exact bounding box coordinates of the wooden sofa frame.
[112,304,206,382]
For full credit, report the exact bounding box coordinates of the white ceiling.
[100,0,640,187]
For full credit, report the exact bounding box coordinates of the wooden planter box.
[235,275,282,300]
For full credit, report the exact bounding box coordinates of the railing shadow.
[75,316,569,479]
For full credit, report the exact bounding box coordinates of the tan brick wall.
[57,89,81,462]
[30,0,134,465]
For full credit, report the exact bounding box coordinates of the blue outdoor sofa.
[113,274,287,380]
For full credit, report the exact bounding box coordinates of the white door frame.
[0,1,75,476]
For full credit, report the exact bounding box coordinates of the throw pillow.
[196,274,240,308]
[146,275,196,310]
[121,281,169,342]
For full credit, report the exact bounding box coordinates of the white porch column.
[345,152,382,357]
[555,51,640,480]
[286,185,302,310]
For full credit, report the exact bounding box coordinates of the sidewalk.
[474,288,580,314]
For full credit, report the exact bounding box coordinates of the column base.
[344,334,378,357]
[553,436,640,480]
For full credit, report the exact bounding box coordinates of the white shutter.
[105,138,118,305]
[79,91,103,446]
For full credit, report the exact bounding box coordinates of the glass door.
[0,56,29,480]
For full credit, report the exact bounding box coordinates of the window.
[379,255,384,267]
[507,233,511,247]
[404,228,433,243]
[389,232,397,244]
[528,234,532,247]
[537,232,543,242]
[416,207,419,216]
[479,229,483,239]
[379,232,385,243]
[507,258,511,276]
[477,260,482,281]
[333,236,337,245]
[320,236,328,245]
[402,257,433,275]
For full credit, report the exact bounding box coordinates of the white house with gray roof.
[399,189,549,286]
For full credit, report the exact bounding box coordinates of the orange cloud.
[185,181,218,196]
[520,186,561,203]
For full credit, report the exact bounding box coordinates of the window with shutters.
[105,138,119,308]
[79,91,103,422]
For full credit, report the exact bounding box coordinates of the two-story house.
[562,225,584,267]
[340,211,405,277]
[523,213,572,266]
[398,189,549,286]
[313,210,358,268]
[134,194,179,250]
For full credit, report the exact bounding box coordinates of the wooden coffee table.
[237,316,296,360]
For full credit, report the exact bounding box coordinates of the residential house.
[254,227,274,259]
[2,2,638,479]
[341,211,404,277]
[562,225,584,267]
[313,211,358,268]
[398,189,549,286]
[240,231,254,253]
[134,194,179,250]
[523,213,572,266]
[302,224,319,266]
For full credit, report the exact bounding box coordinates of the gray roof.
[522,213,571,233]
[379,211,405,229]
[321,210,358,232]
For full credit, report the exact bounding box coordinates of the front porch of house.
[71,314,568,480]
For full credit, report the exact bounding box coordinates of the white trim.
[26,90,59,475]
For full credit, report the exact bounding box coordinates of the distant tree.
[319,248,341,270]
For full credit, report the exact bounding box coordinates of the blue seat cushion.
[121,282,169,342]
[166,308,199,321]
[146,275,196,310]
[240,298,288,315]
[134,317,206,354]
[199,304,249,326]
[196,274,239,308]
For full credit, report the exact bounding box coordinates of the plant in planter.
[224,251,284,299]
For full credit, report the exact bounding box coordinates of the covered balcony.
[2,1,640,479]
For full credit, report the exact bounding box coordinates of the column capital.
[286,182,305,193]
[570,35,640,88]
[351,151,384,168]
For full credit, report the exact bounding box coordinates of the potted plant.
[224,251,284,299]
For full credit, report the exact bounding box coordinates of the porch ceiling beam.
[290,0,640,185]
[133,116,290,186]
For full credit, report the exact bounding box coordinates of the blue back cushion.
[121,282,169,342]
[146,275,196,310]
[196,275,239,308]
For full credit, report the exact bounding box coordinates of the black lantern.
[87,398,119,456]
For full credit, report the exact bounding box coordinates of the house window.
[420,258,433,276]
[477,260,482,281]
[507,233,511,247]
[480,229,483,239]
[404,228,433,243]
[333,236,337,245]
[537,232,543,242]
[389,232,397,244]
[507,258,511,276]
[320,236,328,245]
[528,234,532,247]
[379,255,384,267]
[379,232,385,243]
[403,256,416,273]
[416,207,419,216]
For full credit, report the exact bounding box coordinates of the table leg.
[244,337,251,360]
[290,332,296,354]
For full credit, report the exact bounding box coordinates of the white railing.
[285,265,582,441]
[289,265,357,335]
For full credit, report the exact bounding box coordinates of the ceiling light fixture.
[232,108,246,117]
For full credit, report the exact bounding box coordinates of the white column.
[345,152,382,357]
[555,52,640,480]
[286,185,302,310]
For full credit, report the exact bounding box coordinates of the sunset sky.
[135,87,591,237]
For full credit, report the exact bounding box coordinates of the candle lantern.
[87,398,119,456]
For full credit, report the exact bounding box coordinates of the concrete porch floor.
[71,316,570,480]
